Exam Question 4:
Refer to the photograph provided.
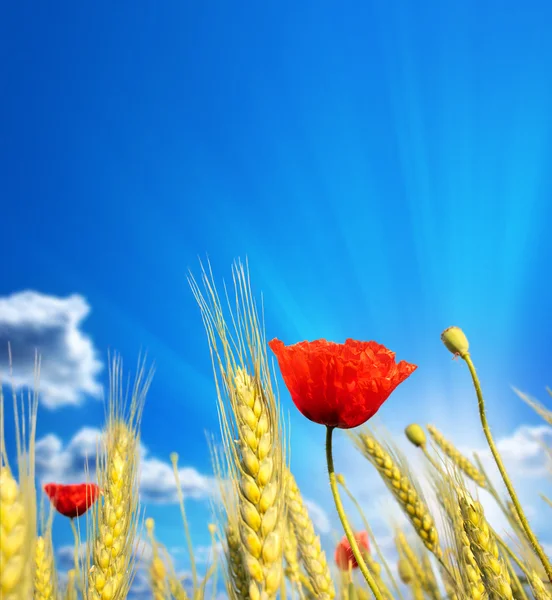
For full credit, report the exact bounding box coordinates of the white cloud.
[194,542,224,565]
[0,291,102,408]
[36,427,218,504]
[476,425,552,478]
[304,499,331,535]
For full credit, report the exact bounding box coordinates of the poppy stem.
[325,426,384,600]
[462,352,552,583]
[69,518,81,590]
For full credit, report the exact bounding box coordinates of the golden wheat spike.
[0,358,39,600]
[512,387,552,425]
[189,260,285,600]
[363,554,393,600]
[528,570,552,600]
[459,492,513,600]
[352,432,440,555]
[286,472,336,599]
[226,524,250,600]
[33,535,57,600]
[145,518,169,600]
[427,425,487,488]
[64,570,77,600]
[87,355,151,600]
[282,519,301,586]
[0,467,29,599]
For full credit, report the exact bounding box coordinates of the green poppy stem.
[462,353,552,583]
[325,426,384,600]
[69,518,81,592]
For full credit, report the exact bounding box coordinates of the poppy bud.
[405,424,426,448]
[441,326,469,357]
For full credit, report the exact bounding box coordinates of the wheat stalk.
[427,425,486,488]
[459,492,513,600]
[87,356,150,600]
[286,471,336,599]
[352,433,440,555]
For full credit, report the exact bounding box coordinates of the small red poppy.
[335,531,370,570]
[43,483,100,519]
[268,338,417,429]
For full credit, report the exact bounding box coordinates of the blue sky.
[1,0,552,594]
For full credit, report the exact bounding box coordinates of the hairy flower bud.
[441,326,469,357]
[405,424,426,448]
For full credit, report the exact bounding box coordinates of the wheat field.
[1,261,551,600]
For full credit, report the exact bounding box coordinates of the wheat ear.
[395,531,426,585]
[363,555,393,600]
[397,558,424,600]
[146,518,169,600]
[529,570,552,600]
[512,387,552,425]
[233,367,283,600]
[421,553,442,600]
[459,492,513,600]
[286,471,336,599]
[226,524,250,600]
[88,356,150,600]
[427,425,486,488]
[34,535,57,600]
[0,468,29,600]
[0,362,39,600]
[65,570,77,600]
[190,260,285,600]
[353,433,440,555]
[158,546,189,600]
[283,519,306,596]
[209,440,249,600]
[434,474,486,600]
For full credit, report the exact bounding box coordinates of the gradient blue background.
[1,0,551,589]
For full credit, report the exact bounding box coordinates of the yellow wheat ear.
[351,430,440,556]
[285,470,335,599]
[0,350,39,600]
[34,535,57,600]
[87,354,152,600]
[146,518,169,600]
[512,387,552,425]
[189,259,286,600]
[64,570,77,600]
[458,489,513,600]
[427,425,486,488]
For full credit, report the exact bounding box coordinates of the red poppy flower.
[335,531,370,570]
[268,338,417,429]
[43,483,100,519]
